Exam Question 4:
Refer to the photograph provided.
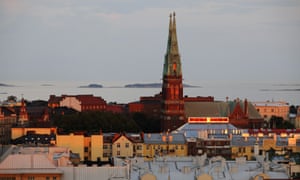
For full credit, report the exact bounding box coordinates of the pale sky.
[1,0,300,84]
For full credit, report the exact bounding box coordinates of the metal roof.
[144,133,186,144]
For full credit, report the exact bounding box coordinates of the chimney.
[244,99,248,116]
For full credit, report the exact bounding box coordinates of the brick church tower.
[161,12,185,131]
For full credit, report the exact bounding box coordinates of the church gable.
[229,101,247,120]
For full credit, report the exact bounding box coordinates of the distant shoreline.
[77,83,200,88]
[124,83,200,88]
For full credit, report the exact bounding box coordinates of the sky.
[1,0,300,84]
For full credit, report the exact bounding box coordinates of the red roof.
[48,94,107,106]
[75,95,106,105]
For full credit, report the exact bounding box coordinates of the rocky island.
[78,84,103,88]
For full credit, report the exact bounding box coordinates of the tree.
[52,111,141,133]
[270,116,295,129]
[6,95,17,103]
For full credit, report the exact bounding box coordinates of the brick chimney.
[244,98,248,116]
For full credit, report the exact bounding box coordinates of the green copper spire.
[163,12,182,77]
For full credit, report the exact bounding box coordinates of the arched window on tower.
[170,85,175,99]
[172,62,177,75]
[175,85,179,99]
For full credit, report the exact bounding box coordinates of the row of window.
[82,105,106,110]
[197,141,230,146]
[146,145,184,150]
[257,108,288,113]
[115,143,143,149]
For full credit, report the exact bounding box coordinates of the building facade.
[143,133,187,159]
[0,107,17,145]
[48,95,107,112]
[253,101,290,121]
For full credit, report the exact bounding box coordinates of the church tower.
[18,97,29,126]
[161,12,185,131]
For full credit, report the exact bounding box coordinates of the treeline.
[52,111,161,133]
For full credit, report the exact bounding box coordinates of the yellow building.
[143,133,187,160]
[56,133,103,162]
[56,133,85,161]
[253,101,289,121]
[91,134,103,162]
[112,134,134,158]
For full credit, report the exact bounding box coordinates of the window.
[53,177,57,180]
[84,147,88,152]
[137,145,142,150]
[103,145,108,149]
[238,147,246,153]
[146,145,150,150]
[117,143,120,148]
[46,177,50,180]
[181,145,184,150]
[125,143,129,148]
[28,177,34,180]
[117,151,120,156]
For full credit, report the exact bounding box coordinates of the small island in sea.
[124,83,200,88]
[41,84,54,87]
[0,83,14,87]
[78,84,103,88]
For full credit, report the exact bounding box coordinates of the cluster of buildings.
[8,118,300,163]
[0,146,298,180]
[1,12,300,179]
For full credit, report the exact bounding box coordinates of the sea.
[0,81,299,105]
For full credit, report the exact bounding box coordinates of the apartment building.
[253,101,290,121]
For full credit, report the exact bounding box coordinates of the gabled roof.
[185,101,228,117]
[0,106,16,116]
[184,100,262,119]
[48,95,63,104]
[112,133,133,143]
[49,94,107,106]
[175,122,238,139]
[75,95,106,105]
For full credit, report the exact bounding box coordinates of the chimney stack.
[244,98,248,116]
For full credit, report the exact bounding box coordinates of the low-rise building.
[0,154,63,180]
[0,107,17,144]
[11,127,57,140]
[253,101,290,121]
[143,133,187,159]
[48,94,107,112]
[175,116,240,159]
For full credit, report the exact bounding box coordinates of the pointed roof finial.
[173,11,176,17]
